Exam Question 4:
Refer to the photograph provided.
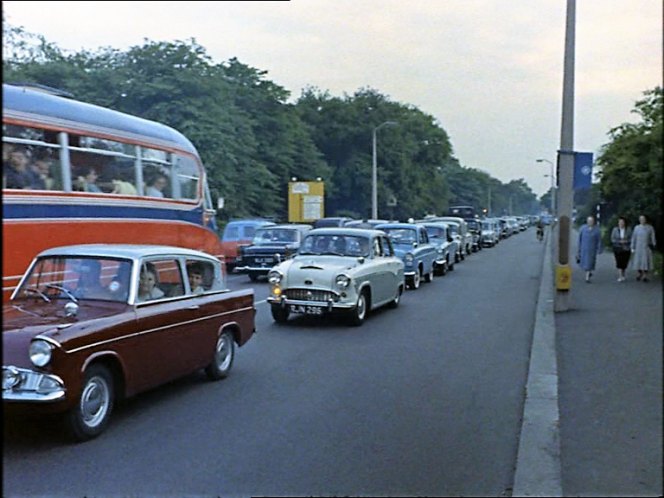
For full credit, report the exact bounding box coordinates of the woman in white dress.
[630,214,657,282]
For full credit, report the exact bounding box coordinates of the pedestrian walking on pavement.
[610,216,632,282]
[577,215,602,283]
[630,214,657,282]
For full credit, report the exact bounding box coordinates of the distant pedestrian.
[630,214,657,282]
[577,215,602,283]
[610,216,632,282]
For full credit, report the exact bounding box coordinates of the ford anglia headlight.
[405,253,414,264]
[268,270,283,284]
[29,340,52,367]
[336,274,351,289]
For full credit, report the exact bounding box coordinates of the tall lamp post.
[372,121,398,219]
[537,158,555,216]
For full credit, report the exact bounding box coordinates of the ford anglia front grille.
[285,288,339,302]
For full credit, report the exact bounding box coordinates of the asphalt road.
[3,229,544,497]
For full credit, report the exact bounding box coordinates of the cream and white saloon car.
[266,228,405,326]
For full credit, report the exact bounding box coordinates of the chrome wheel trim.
[215,333,233,371]
[80,375,110,429]
[356,294,366,320]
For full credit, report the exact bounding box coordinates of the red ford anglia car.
[3,244,255,441]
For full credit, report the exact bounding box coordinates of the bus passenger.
[4,145,36,189]
[78,167,102,192]
[30,155,55,190]
[145,174,168,198]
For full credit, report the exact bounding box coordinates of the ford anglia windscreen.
[14,256,132,303]
[299,234,370,257]
[252,228,298,245]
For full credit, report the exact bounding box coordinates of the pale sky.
[3,0,661,196]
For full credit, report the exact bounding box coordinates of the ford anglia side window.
[14,256,132,303]
[184,258,224,294]
[137,259,184,302]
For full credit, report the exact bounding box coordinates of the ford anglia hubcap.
[80,375,110,428]
[216,333,233,371]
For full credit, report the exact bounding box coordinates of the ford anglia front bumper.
[2,365,66,402]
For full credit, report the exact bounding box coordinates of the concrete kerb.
[512,227,563,497]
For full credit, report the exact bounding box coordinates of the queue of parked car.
[225,213,535,326]
[2,212,535,442]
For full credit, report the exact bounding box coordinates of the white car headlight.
[268,270,283,284]
[335,274,351,288]
[405,253,414,264]
[29,340,53,367]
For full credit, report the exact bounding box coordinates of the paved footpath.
[556,236,663,496]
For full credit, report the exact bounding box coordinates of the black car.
[235,224,312,281]
[465,219,483,252]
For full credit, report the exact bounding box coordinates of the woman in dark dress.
[610,216,632,282]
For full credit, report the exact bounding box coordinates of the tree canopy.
[594,86,662,245]
[3,18,554,224]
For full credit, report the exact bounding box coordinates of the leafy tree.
[3,18,543,225]
[597,87,663,246]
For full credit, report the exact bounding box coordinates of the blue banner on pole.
[573,152,593,190]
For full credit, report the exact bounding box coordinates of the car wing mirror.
[357,256,365,264]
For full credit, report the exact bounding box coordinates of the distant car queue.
[221,213,538,327]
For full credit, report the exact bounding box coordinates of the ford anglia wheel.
[271,304,289,324]
[65,364,114,442]
[205,330,235,380]
[348,291,368,326]
[424,266,434,283]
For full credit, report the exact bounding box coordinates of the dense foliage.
[2,18,556,224]
[591,87,662,247]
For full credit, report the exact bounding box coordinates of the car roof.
[421,221,449,228]
[308,227,382,237]
[259,224,312,230]
[36,244,219,261]
[226,219,275,226]
[374,223,422,229]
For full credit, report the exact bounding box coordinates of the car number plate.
[254,257,273,264]
[290,304,324,315]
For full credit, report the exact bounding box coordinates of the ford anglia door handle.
[187,305,200,310]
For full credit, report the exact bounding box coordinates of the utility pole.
[371,121,397,219]
[555,0,576,312]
